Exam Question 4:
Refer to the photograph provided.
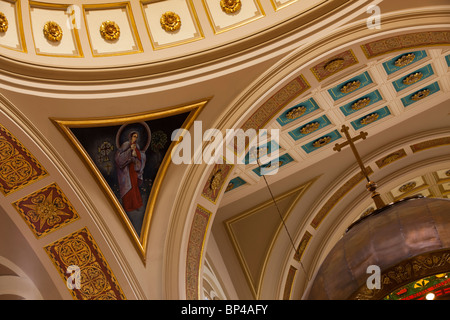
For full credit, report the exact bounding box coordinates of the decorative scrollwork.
[411,89,430,101]
[394,53,415,67]
[313,136,331,148]
[160,11,181,32]
[340,80,361,94]
[300,122,320,135]
[360,113,379,125]
[324,58,345,73]
[43,21,63,42]
[286,106,306,120]
[0,12,8,33]
[210,170,222,190]
[100,21,120,40]
[399,181,416,193]
[403,72,423,85]
[220,0,242,14]
[351,97,371,111]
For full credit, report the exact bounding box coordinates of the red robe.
[121,146,143,212]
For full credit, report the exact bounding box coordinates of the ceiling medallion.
[300,122,320,135]
[411,89,430,101]
[43,21,63,42]
[394,53,415,67]
[0,12,8,33]
[360,113,379,125]
[399,181,416,193]
[226,182,234,192]
[313,136,331,148]
[220,0,242,14]
[340,80,361,94]
[403,72,423,85]
[324,58,345,73]
[351,97,371,111]
[210,170,222,191]
[286,106,306,120]
[160,11,181,32]
[100,21,120,41]
[445,169,450,177]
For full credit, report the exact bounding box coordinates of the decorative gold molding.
[51,99,208,263]
[43,21,63,42]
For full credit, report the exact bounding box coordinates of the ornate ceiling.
[0,0,449,301]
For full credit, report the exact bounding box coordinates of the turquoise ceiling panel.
[350,106,391,130]
[392,64,434,92]
[276,98,320,127]
[225,177,247,192]
[401,82,440,107]
[288,115,332,141]
[301,130,342,154]
[252,153,294,177]
[328,71,373,101]
[339,90,383,117]
[382,50,427,75]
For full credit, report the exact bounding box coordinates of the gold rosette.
[160,11,181,32]
[100,21,120,40]
[0,12,8,33]
[220,0,242,14]
[43,21,63,42]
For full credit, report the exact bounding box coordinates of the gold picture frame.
[51,99,208,263]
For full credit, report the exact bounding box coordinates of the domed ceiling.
[0,0,449,300]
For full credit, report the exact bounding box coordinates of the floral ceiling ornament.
[324,58,345,73]
[220,0,242,14]
[394,53,415,67]
[351,97,371,110]
[300,122,320,135]
[100,21,120,40]
[403,72,423,85]
[399,181,416,193]
[340,80,361,94]
[313,136,331,148]
[0,12,8,33]
[160,11,181,32]
[360,113,379,125]
[286,106,306,120]
[411,89,430,101]
[43,21,63,42]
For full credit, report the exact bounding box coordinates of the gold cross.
[333,125,385,209]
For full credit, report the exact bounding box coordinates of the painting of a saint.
[68,112,190,237]
[115,131,146,212]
